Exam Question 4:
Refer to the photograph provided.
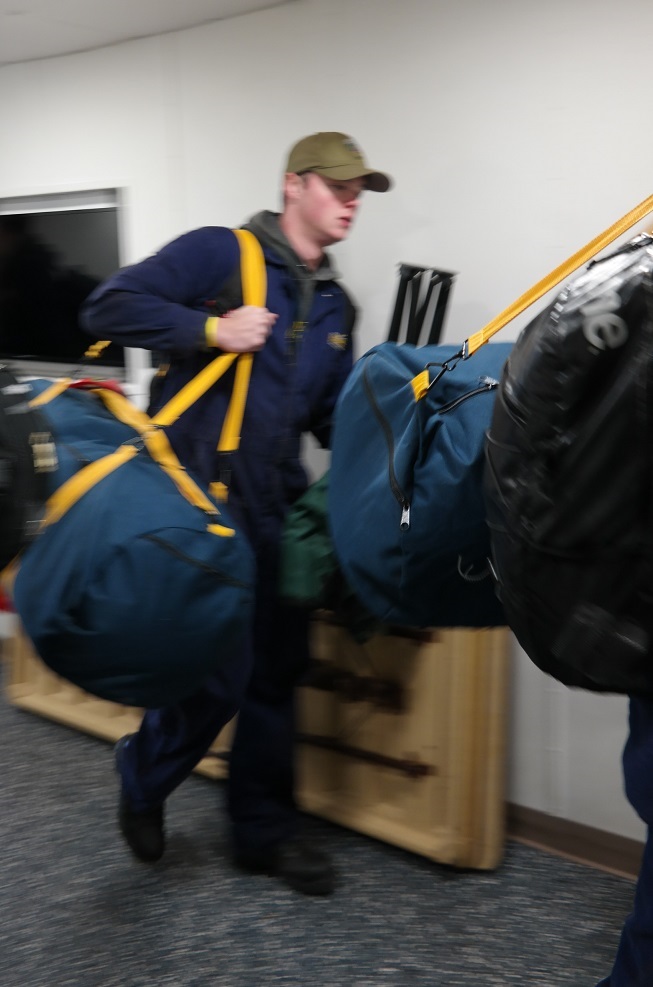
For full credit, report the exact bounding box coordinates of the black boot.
[235,837,336,896]
[118,794,165,862]
[115,735,165,863]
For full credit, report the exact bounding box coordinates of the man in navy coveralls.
[82,132,392,895]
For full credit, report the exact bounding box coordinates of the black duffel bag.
[0,364,55,571]
[485,232,653,696]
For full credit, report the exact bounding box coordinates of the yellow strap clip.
[411,370,431,402]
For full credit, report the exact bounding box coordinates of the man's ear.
[284,172,305,203]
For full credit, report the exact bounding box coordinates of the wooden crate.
[296,622,511,870]
[4,620,510,869]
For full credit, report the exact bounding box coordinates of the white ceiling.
[0,0,296,67]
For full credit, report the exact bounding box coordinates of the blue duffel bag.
[328,341,512,628]
[329,194,653,631]
[9,229,262,708]
[11,378,254,708]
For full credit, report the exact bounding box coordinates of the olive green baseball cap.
[286,132,392,192]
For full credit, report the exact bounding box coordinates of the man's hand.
[214,306,277,352]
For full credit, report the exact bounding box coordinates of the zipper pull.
[290,320,307,341]
[287,321,307,363]
[400,502,411,530]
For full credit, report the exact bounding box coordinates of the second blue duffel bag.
[328,340,512,628]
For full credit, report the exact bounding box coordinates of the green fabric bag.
[280,471,336,608]
[279,470,381,642]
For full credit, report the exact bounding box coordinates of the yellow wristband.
[205,316,220,348]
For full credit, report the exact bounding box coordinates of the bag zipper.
[362,361,411,530]
[437,377,499,415]
[362,365,499,530]
[143,533,250,588]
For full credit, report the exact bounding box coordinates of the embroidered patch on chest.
[327,332,348,351]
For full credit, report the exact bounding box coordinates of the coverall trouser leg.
[117,652,252,815]
[597,697,653,987]
[227,598,310,856]
[117,579,310,853]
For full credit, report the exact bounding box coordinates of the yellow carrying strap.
[150,227,266,503]
[29,378,75,407]
[464,193,653,357]
[151,228,266,439]
[26,228,266,534]
[32,385,236,536]
[91,388,235,535]
[84,227,266,436]
[44,444,139,527]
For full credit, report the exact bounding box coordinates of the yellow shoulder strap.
[84,227,266,430]
[26,227,267,534]
[217,228,266,452]
[464,193,653,357]
[151,228,266,434]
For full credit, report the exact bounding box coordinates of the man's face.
[294,172,365,247]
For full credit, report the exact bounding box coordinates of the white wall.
[0,0,648,841]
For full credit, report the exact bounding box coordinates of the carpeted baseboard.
[507,803,643,880]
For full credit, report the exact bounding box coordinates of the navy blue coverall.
[81,212,355,854]
[597,697,653,987]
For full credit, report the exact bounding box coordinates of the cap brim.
[313,165,392,192]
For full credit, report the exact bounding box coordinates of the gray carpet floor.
[0,680,637,987]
